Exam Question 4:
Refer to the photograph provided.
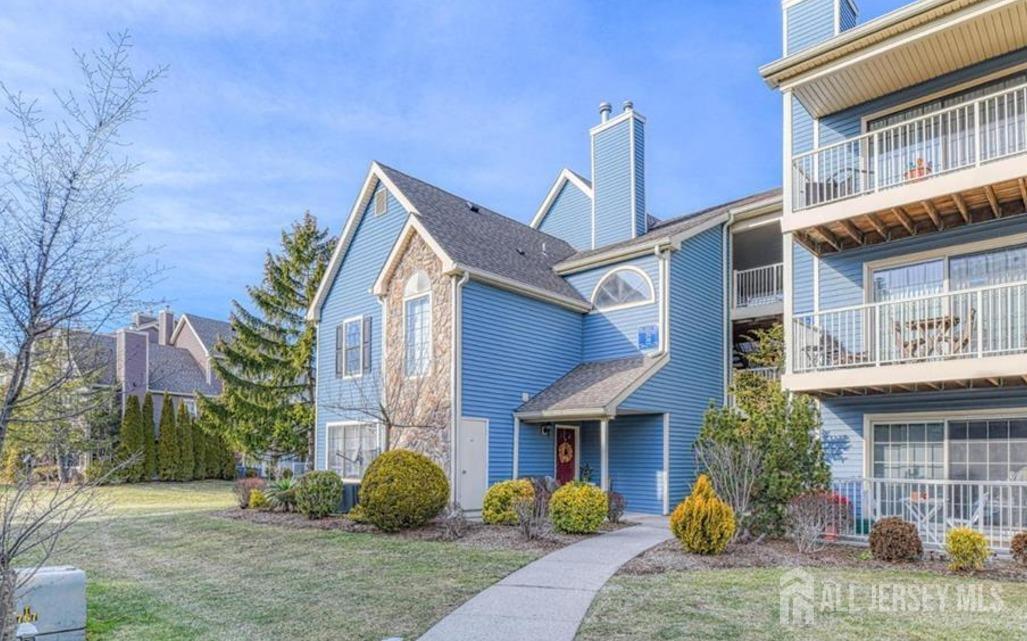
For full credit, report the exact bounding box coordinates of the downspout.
[722,213,735,405]
[450,271,470,502]
[654,243,671,355]
[376,294,390,451]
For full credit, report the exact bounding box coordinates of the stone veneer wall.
[381,232,453,474]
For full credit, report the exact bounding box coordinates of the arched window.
[403,271,432,376]
[591,267,654,310]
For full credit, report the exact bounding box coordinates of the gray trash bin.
[14,566,86,640]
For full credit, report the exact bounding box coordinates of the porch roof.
[515,355,667,421]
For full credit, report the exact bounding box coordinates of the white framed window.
[404,271,431,377]
[374,189,388,216]
[327,422,383,480]
[182,399,197,418]
[591,266,655,311]
[339,316,363,378]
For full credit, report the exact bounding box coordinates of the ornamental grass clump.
[945,527,989,572]
[482,479,534,525]
[549,481,607,534]
[359,449,449,531]
[670,474,735,555]
[868,517,922,562]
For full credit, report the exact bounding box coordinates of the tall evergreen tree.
[176,403,194,481]
[199,213,333,468]
[157,395,178,481]
[191,406,206,480]
[142,392,157,480]
[117,396,145,482]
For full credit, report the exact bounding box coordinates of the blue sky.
[0,0,898,321]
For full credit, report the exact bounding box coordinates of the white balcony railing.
[792,81,1027,211]
[792,280,1027,373]
[829,478,1027,551]
[733,263,784,309]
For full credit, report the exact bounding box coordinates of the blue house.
[307,101,784,515]
[764,0,1027,549]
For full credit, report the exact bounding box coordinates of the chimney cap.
[622,100,634,112]
[598,101,612,122]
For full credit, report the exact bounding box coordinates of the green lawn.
[55,482,537,641]
[576,566,1027,641]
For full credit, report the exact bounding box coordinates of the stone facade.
[381,231,453,474]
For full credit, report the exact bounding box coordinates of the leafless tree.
[694,436,764,542]
[0,32,165,452]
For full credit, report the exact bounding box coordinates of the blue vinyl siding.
[786,0,836,55]
[461,281,583,485]
[819,47,1027,147]
[817,216,1027,311]
[823,388,1027,479]
[792,98,815,156]
[567,255,661,361]
[608,414,665,514]
[621,226,726,512]
[633,119,647,237]
[792,240,815,314]
[839,0,858,32]
[517,423,554,478]
[593,116,639,248]
[537,181,593,251]
[315,183,407,470]
[579,421,601,481]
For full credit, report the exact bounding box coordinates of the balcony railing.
[792,280,1027,373]
[792,81,1027,211]
[733,263,784,309]
[829,478,1027,551]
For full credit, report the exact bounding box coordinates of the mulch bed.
[621,537,1027,582]
[216,508,634,554]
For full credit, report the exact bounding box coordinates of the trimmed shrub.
[157,395,179,481]
[482,479,534,525]
[248,488,269,510]
[84,458,123,485]
[176,403,194,482]
[346,503,369,523]
[945,527,989,572]
[233,477,265,509]
[549,481,607,534]
[266,477,299,512]
[1011,532,1027,566]
[296,471,345,519]
[359,450,449,531]
[117,395,146,482]
[670,474,736,555]
[868,517,922,562]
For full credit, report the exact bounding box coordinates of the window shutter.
[362,316,373,373]
[335,324,344,377]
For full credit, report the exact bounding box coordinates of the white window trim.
[862,408,1027,479]
[324,420,383,483]
[589,265,656,313]
[341,315,364,379]
[403,290,432,379]
[552,424,581,481]
[861,231,1027,304]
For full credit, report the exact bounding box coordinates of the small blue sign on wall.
[637,324,659,351]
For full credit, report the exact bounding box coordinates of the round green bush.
[483,479,534,525]
[549,481,607,534]
[945,527,989,572]
[359,449,449,531]
[295,471,345,519]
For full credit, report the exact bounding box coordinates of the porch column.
[600,418,610,492]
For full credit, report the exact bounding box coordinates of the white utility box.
[14,566,86,640]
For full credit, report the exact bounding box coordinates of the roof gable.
[530,168,593,229]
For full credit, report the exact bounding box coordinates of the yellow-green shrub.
[945,527,989,572]
[670,474,736,555]
[295,471,345,519]
[248,488,269,510]
[483,479,535,525]
[549,482,607,534]
[359,449,449,531]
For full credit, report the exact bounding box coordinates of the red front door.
[555,427,576,485]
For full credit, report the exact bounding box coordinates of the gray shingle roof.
[563,187,782,264]
[516,355,664,417]
[181,314,233,354]
[149,344,219,396]
[377,163,587,303]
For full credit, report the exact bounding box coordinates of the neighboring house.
[71,310,230,427]
[763,0,1027,549]
[309,101,784,515]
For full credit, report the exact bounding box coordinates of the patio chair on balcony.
[952,307,977,355]
[801,328,865,370]
[945,488,991,530]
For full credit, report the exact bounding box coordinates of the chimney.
[158,309,174,346]
[783,0,859,56]
[589,99,646,249]
[116,329,148,405]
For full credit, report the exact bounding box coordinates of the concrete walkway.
[416,515,671,641]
